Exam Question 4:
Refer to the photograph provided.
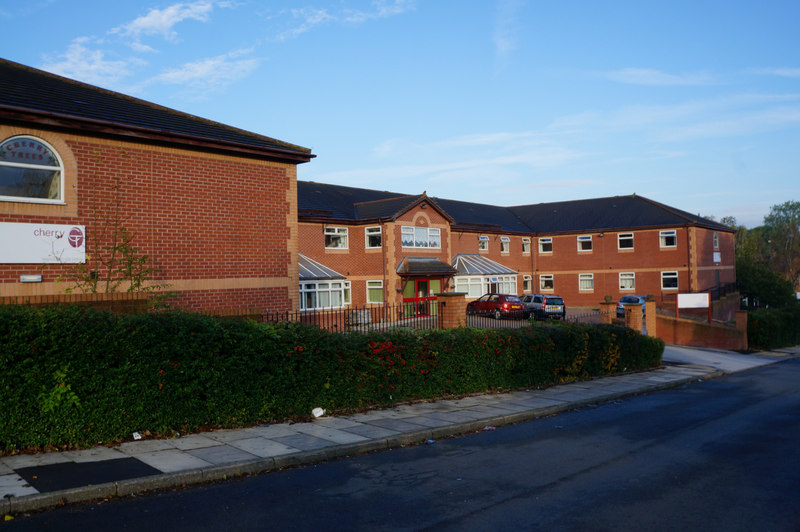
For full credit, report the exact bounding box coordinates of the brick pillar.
[644,298,657,337]
[437,292,468,329]
[625,303,644,334]
[736,310,748,351]
[600,296,615,324]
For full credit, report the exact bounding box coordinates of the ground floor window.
[523,274,532,292]
[661,271,679,289]
[300,281,351,310]
[539,274,554,291]
[579,273,594,291]
[454,275,517,297]
[619,272,635,290]
[367,280,384,303]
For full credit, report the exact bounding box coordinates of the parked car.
[467,293,525,319]
[520,294,566,320]
[616,295,647,318]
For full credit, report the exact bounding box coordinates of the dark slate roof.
[298,183,731,234]
[396,257,458,276]
[298,254,346,280]
[452,254,518,275]
[508,195,731,234]
[0,58,312,163]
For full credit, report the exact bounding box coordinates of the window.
[365,226,382,249]
[324,226,348,249]
[619,272,635,290]
[660,230,677,248]
[299,281,350,310]
[367,280,384,303]
[618,233,634,250]
[523,274,532,292]
[661,271,679,289]
[454,275,517,297]
[401,226,441,248]
[577,235,592,252]
[579,273,594,291]
[522,237,531,253]
[539,237,553,253]
[713,232,719,249]
[539,274,554,291]
[500,236,510,253]
[0,136,63,203]
[478,235,489,251]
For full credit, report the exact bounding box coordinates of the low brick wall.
[655,311,747,351]
[0,292,150,314]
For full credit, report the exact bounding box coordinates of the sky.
[2,0,799,228]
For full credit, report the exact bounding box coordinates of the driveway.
[662,344,797,373]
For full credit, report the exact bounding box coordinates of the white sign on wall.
[0,222,86,264]
[677,293,710,309]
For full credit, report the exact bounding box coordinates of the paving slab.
[186,445,258,466]
[133,449,212,473]
[0,474,39,498]
[229,437,300,458]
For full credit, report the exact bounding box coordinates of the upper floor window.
[577,235,592,252]
[365,226,382,249]
[478,235,489,251]
[324,226,348,249]
[500,236,510,253]
[522,237,531,253]
[618,232,634,250]
[0,136,63,203]
[401,226,441,249]
[713,232,719,249]
[660,230,677,248]
[539,237,553,254]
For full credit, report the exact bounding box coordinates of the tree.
[737,258,795,309]
[763,200,800,288]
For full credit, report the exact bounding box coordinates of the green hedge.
[748,304,800,350]
[0,305,663,452]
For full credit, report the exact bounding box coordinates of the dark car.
[616,295,647,318]
[467,293,525,319]
[520,294,566,320]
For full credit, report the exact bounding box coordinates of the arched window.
[0,135,63,202]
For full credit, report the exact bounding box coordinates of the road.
[8,358,800,531]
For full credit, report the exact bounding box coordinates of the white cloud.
[751,67,800,78]
[147,48,259,96]
[605,68,713,86]
[276,1,414,40]
[343,0,415,23]
[112,1,215,42]
[276,8,333,41]
[493,0,524,61]
[40,38,135,88]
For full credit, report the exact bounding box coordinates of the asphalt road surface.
[9,359,800,532]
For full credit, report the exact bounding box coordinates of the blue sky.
[3,1,799,228]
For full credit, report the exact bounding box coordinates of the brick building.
[297,181,736,310]
[0,58,313,314]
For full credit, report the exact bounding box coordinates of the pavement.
[2,344,798,517]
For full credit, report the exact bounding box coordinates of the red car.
[466,293,525,319]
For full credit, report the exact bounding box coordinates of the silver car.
[616,295,646,318]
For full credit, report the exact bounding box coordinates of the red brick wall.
[0,127,298,313]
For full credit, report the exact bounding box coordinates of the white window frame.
[367,280,384,304]
[713,232,719,250]
[401,226,441,249]
[619,272,636,291]
[365,226,382,249]
[661,271,679,289]
[539,274,554,291]
[500,236,510,253]
[618,232,634,250]
[539,237,553,254]
[0,135,65,204]
[324,226,348,249]
[522,237,531,254]
[577,235,593,252]
[299,280,350,311]
[478,235,489,251]
[660,230,677,248]
[523,274,532,292]
[454,275,517,297]
[579,273,594,291]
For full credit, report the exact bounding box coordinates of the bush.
[0,306,663,453]
[748,304,800,350]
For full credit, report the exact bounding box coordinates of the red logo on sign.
[68,227,84,248]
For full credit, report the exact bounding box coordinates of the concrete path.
[2,345,797,517]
